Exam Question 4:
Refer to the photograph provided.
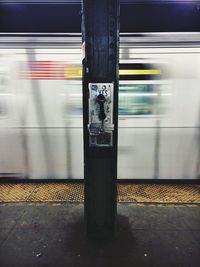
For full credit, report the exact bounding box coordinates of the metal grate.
[0,182,199,204]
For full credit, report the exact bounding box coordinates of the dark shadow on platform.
[61,214,136,266]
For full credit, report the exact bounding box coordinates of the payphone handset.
[88,83,114,147]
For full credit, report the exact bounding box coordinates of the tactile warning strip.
[0,183,199,203]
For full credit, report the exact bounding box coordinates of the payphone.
[88,83,114,147]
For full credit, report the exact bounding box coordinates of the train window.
[119,84,157,116]
[0,66,9,91]
[0,98,7,117]
[62,83,82,116]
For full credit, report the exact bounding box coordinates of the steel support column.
[82,0,120,239]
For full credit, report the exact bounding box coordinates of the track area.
[0,183,199,204]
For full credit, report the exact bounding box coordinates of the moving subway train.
[0,33,200,180]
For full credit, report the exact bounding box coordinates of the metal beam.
[82,0,120,239]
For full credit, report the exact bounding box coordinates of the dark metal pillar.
[82,0,120,239]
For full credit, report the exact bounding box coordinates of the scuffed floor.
[0,203,200,267]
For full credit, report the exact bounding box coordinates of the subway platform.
[0,182,200,267]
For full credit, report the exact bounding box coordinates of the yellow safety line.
[0,183,199,203]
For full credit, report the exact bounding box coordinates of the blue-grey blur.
[0,33,200,180]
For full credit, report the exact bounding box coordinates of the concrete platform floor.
[0,203,200,267]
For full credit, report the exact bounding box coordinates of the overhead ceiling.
[0,0,200,33]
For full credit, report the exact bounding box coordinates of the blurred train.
[0,32,200,180]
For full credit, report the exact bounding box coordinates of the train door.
[158,49,200,179]
[118,81,159,179]
[0,52,25,178]
[18,48,83,179]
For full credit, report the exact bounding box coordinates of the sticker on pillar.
[88,83,114,147]
[82,42,85,60]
